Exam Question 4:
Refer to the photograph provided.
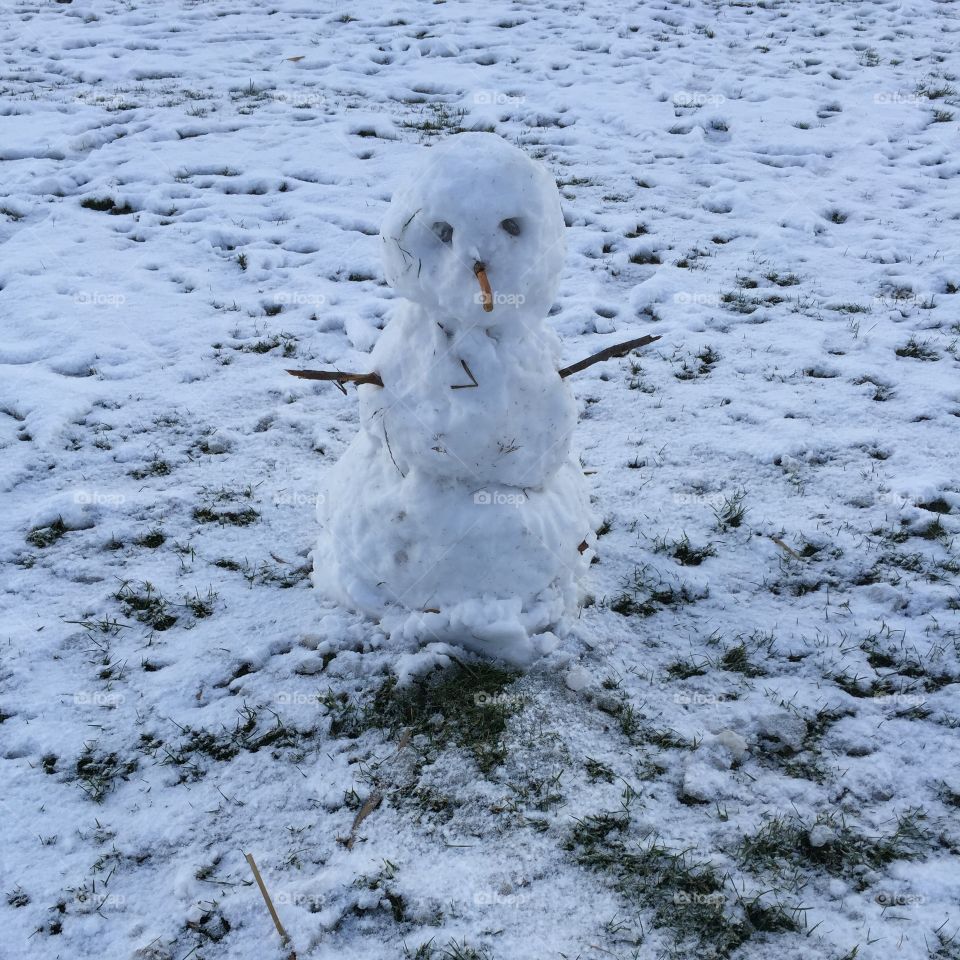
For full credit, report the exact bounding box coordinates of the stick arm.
[286,369,384,387]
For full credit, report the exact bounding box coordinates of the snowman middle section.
[362,302,577,489]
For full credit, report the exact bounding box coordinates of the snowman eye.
[431,221,453,244]
[500,218,521,237]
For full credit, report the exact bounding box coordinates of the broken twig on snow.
[558,334,662,379]
[244,852,295,957]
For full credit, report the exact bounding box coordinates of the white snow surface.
[314,133,592,654]
[1,1,960,959]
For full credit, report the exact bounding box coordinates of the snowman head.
[381,133,565,331]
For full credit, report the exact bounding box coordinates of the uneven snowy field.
[2,1,960,958]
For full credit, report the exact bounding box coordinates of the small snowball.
[565,666,592,692]
[808,824,837,848]
[712,729,748,761]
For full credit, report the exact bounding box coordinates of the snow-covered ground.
[2,0,959,958]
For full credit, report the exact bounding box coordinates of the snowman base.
[312,431,594,666]
[383,596,566,668]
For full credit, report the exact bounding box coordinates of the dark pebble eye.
[500,218,521,237]
[432,221,453,243]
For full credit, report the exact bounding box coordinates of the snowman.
[298,134,656,665]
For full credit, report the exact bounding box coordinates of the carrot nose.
[474,261,493,312]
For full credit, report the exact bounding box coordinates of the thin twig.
[244,853,295,956]
[770,536,803,561]
[450,359,479,390]
[341,791,383,850]
[286,368,383,387]
[382,422,404,476]
[559,334,662,379]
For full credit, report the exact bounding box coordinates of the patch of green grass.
[353,860,408,922]
[438,941,493,960]
[830,302,871,314]
[402,102,466,137]
[896,336,940,361]
[917,83,956,100]
[193,505,259,526]
[609,564,705,617]
[134,529,165,549]
[26,517,67,548]
[212,555,310,588]
[585,757,616,782]
[566,813,800,956]
[674,345,720,380]
[859,627,955,692]
[232,332,297,355]
[671,534,716,566]
[738,808,931,887]
[499,769,565,817]
[75,745,138,802]
[80,197,135,215]
[666,658,708,679]
[720,290,759,314]
[713,488,747,530]
[917,497,952,514]
[183,588,217,619]
[160,705,316,781]
[719,641,763,676]
[331,662,522,774]
[754,705,847,783]
[6,886,29,907]
[916,517,948,542]
[114,580,177,632]
[764,271,800,287]
[129,458,171,479]
[184,906,231,945]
